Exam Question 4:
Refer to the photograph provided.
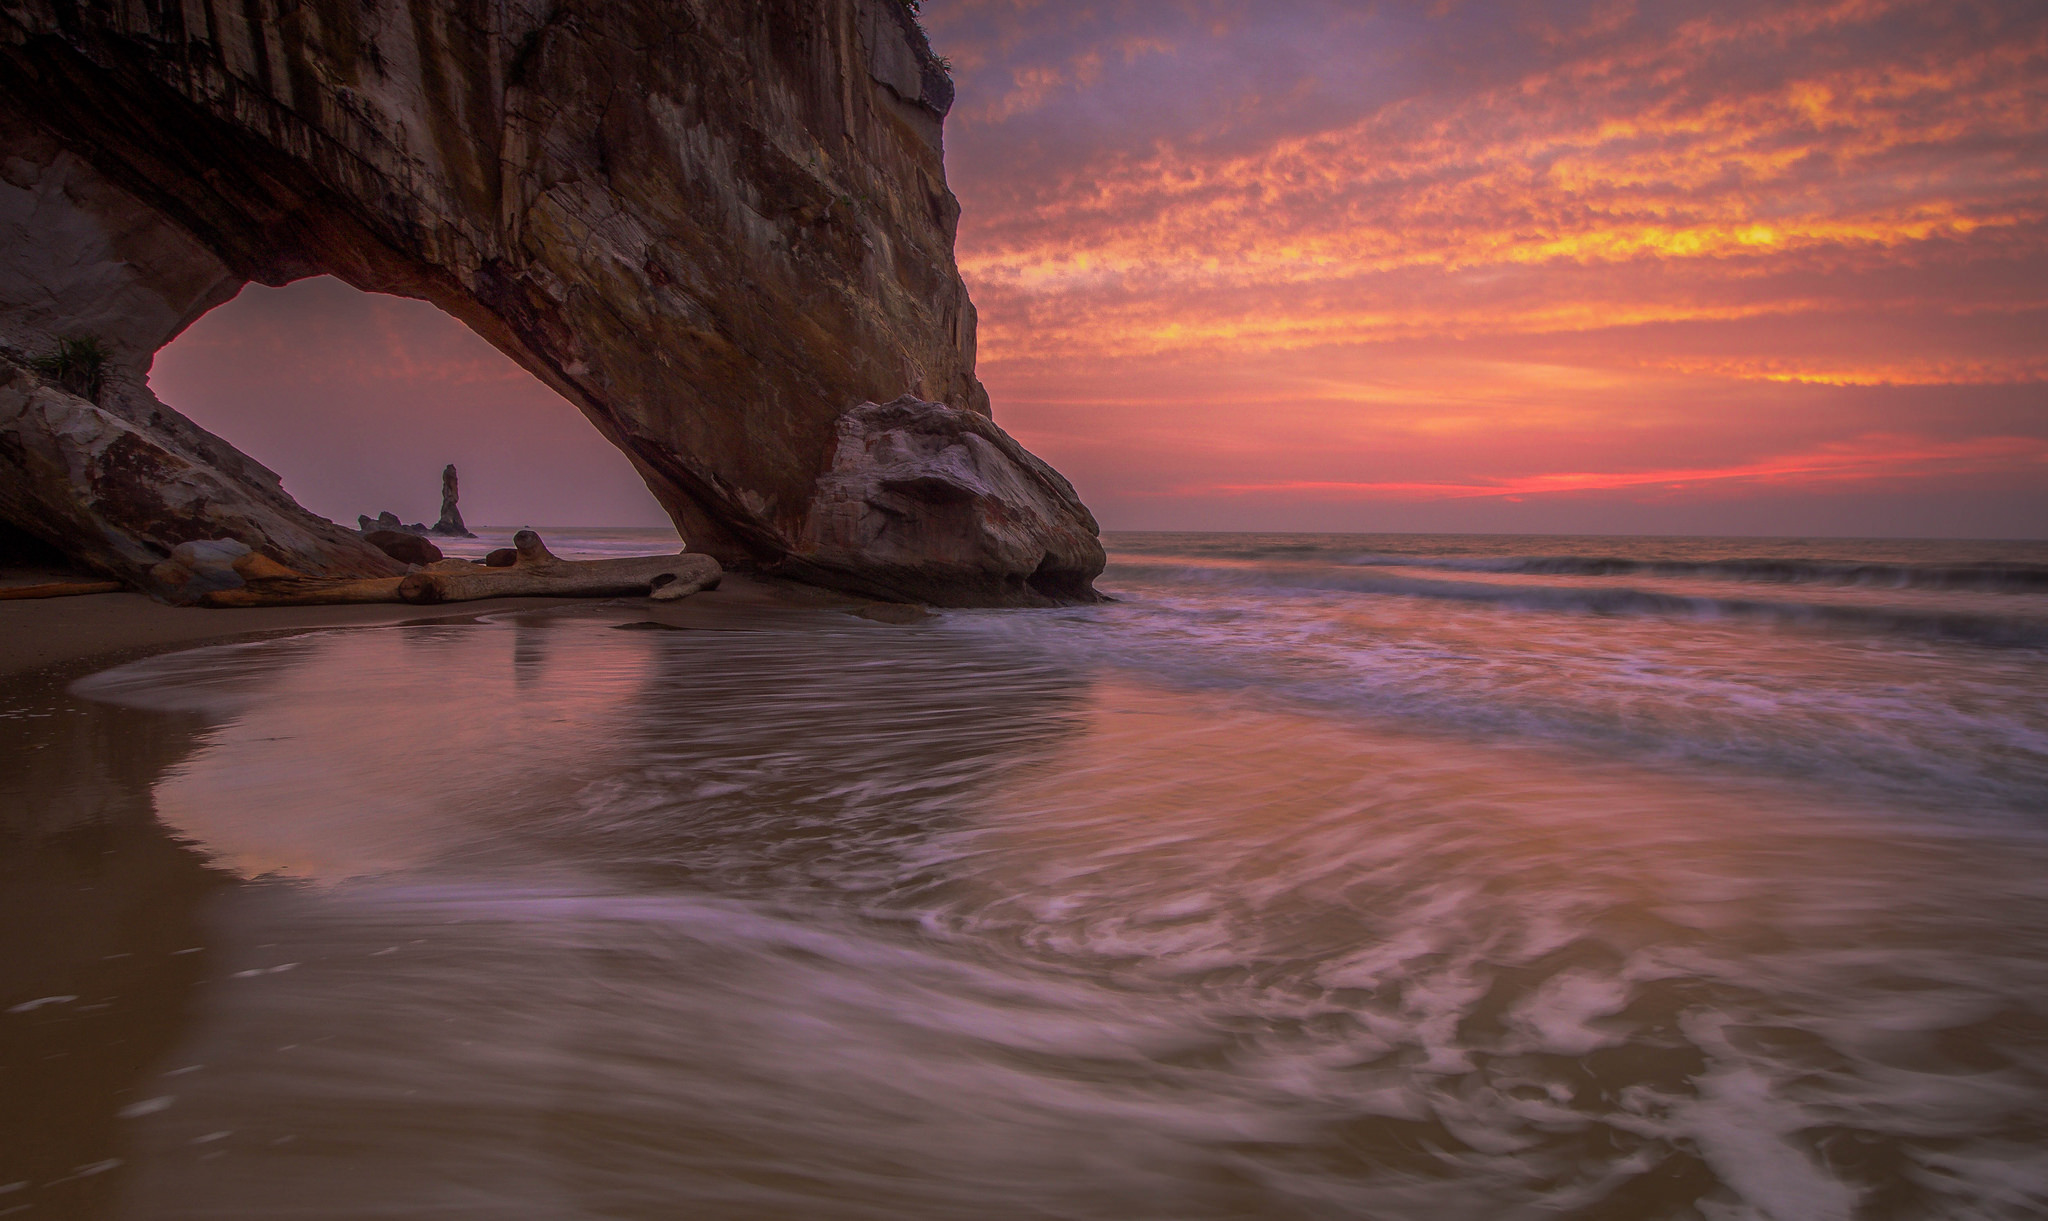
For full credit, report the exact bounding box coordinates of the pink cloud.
[1185,435,2048,501]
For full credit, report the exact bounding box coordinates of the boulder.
[0,0,1102,606]
[145,538,250,604]
[362,530,444,567]
[785,397,1104,605]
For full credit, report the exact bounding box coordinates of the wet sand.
[6,538,2045,1218]
[0,571,875,682]
[0,572,895,1218]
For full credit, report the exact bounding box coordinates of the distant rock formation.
[354,465,470,546]
[432,465,474,538]
[358,511,429,537]
[0,1,1103,605]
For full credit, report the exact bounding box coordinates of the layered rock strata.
[0,352,405,586]
[0,0,1103,604]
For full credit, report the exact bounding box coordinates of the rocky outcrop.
[0,104,404,591]
[432,464,472,537]
[0,355,404,588]
[0,0,1103,604]
[358,512,428,536]
[362,529,443,567]
[791,396,1103,606]
[355,466,473,541]
[146,538,253,602]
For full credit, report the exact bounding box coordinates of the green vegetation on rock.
[29,336,109,401]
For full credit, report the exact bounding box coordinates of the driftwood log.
[397,530,721,604]
[0,580,124,600]
[200,530,719,608]
[199,576,407,607]
[195,552,406,607]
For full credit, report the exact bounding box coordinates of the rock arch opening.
[150,277,671,540]
[0,0,1103,605]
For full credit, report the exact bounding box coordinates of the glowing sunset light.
[925,0,2048,537]
[1192,434,2048,502]
[146,0,2047,539]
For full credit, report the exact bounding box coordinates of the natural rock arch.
[0,0,1104,605]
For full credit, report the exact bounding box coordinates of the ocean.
[5,530,2047,1219]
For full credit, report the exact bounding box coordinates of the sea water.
[3,532,2046,1219]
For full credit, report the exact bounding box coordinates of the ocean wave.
[1100,534,2048,593]
[946,601,2048,818]
[53,615,2048,1218]
[1367,554,2048,592]
[1104,560,2048,647]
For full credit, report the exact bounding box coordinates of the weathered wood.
[0,580,123,600]
[197,550,403,606]
[198,530,721,607]
[233,552,303,582]
[201,577,407,607]
[649,568,721,602]
[396,531,721,604]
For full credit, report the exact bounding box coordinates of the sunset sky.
[153,0,2048,536]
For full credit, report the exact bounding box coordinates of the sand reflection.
[73,612,1094,889]
[84,620,660,882]
[0,665,223,1216]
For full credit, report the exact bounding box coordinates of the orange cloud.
[950,0,2048,390]
[1186,435,2048,501]
[933,2,2048,532]
[1644,357,2048,387]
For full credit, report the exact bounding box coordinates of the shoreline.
[0,571,885,684]
[1,532,2045,1218]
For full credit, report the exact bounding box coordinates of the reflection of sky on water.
[8,609,2045,1219]
[79,614,1092,887]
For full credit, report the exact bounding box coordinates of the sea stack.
[0,1,1104,605]
[432,465,474,539]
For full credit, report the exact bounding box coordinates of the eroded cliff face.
[0,106,405,583]
[0,0,1105,604]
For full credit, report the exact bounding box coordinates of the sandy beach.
[4,533,2048,1218]
[4,0,2041,1213]
[0,572,899,683]
[0,567,932,1216]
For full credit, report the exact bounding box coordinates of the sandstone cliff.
[0,0,1104,605]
